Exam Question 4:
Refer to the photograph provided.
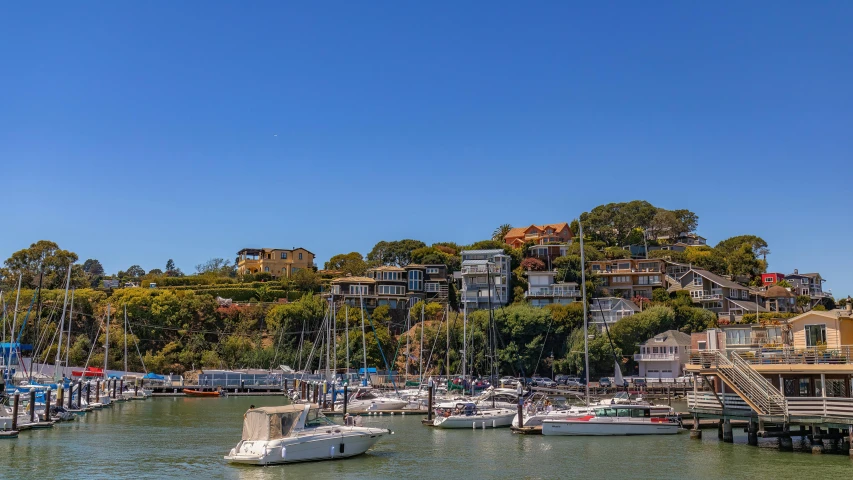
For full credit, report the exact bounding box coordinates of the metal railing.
[731,346,853,365]
[634,353,675,361]
[786,397,853,419]
[461,266,501,274]
[525,288,581,298]
[694,350,787,416]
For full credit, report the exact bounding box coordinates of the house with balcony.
[504,222,573,249]
[786,269,827,303]
[421,264,450,301]
[329,265,425,311]
[761,272,785,287]
[590,297,639,330]
[236,247,315,278]
[589,258,665,300]
[524,270,580,307]
[635,330,692,379]
[458,249,511,309]
[668,267,766,320]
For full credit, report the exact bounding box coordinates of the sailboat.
[541,220,680,436]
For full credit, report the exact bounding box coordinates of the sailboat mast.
[124,304,128,374]
[405,306,410,382]
[445,303,450,378]
[462,301,467,382]
[104,303,110,378]
[332,296,337,380]
[579,219,590,406]
[65,288,75,378]
[325,301,331,382]
[54,266,72,379]
[419,302,424,384]
[345,305,349,376]
[358,285,368,386]
[7,275,21,381]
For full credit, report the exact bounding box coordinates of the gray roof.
[691,268,745,290]
[641,329,692,346]
[462,259,491,265]
[727,299,769,313]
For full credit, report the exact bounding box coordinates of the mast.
[332,295,337,381]
[579,219,590,406]
[124,304,128,374]
[445,303,450,378]
[405,305,410,382]
[1,292,5,378]
[104,303,110,378]
[54,265,72,379]
[358,285,368,386]
[345,305,349,377]
[462,300,467,383]
[64,289,75,378]
[7,275,22,381]
[419,302,424,385]
[325,300,331,383]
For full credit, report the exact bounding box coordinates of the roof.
[727,299,769,313]
[462,249,505,255]
[786,310,853,324]
[763,285,795,298]
[370,265,405,272]
[504,222,571,241]
[690,268,745,290]
[330,276,375,284]
[237,247,315,255]
[641,330,691,346]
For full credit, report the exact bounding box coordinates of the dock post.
[57,385,64,407]
[12,393,20,431]
[120,379,124,398]
[517,402,523,429]
[747,420,758,446]
[718,419,724,440]
[779,424,793,451]
[848,424,852,458]
[722,419,733,443]
[343,386,348,415]
[134,383,138,397]
[76,382,82,406]
[86,383,91,405]
[314,384,319,405]
[112,379,117,399]
[428,384,434,422]
[689,414,701,439]
[811,426,824,454]
[95,380,100,403]
[44,388,52,422]
[29,389,36,423]
[68,383,73,408]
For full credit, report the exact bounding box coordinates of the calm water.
[1,397,850,479]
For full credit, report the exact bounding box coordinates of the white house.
[635,330,692,379]
[524,270,580,307]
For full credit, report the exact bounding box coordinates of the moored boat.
[432,403,516,429]
[541,404,681,436]
[183,389,224,397]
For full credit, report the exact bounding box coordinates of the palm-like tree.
[492,224,513,241]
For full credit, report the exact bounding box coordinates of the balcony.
[525,288,581,298]
[634,353,676,361]
[461,265,501,275]
[693,294,721,301]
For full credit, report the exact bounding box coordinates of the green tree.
[324,252,368,275]
[82,259,105,276]
[367,240,427,266]
[126,265,146,278]
[195,258,236,277]
[776,279,792,288]
[290,268,320,292]
[796,295,811,313]
[0,240,87,289]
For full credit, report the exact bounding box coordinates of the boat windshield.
[304,409,338,428]
[594,407,650,418]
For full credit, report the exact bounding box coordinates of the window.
[349,285,369,295]
[408,270,423,291]
[697,341,706,351]
[690,290,702,298]
[425,282,439,292]
[804,324,827,347]
[426,267,439,274]
[298,253,303,260]
[292,267,300,274]
[825,379,846,397]
[377,285,405,295]
[331,285,341,294]
[801,288,809,296]
[281,252,288,259]
[693,276,703,286]
[592,265,601,271]
[725,329,750,346]
[741,290,749,299]
[264,267,269,272]
[618,262,630,271]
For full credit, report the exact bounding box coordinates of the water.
[1,397,850,479]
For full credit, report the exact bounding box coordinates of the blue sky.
[1,2,851,296]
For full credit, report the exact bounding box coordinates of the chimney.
[847,296,852,314]
[793,269,798,275]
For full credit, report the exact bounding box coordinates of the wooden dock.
[510,425,542,435]
[323,409,428,417]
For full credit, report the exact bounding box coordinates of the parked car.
[531,377,556,388]
[598,377,612,388]
[499,376,519,388]
[632,378,647,388]
[519,377,533,387]
[554,374,570,385]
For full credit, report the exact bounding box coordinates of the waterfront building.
[458,249,511,309]
[328,264,448,310]
[589,297,639,330]
[588,258,665,300]
[524,270,580,307]
[236,247,315,278]
[635,330,692,379]
[785,269,828,306]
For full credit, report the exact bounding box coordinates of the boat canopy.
[241,405,306,441]
[142,372,166,380]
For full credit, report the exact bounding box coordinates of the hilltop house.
[635,330,692,379]
[237,247,315,278]
[786,269,828,302]
[588,258,665,300]
[458,249,511,309]
[668,267,766,320]
[503,222,573,249]
[524,270,580,307]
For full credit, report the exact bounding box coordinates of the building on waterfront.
[635,330,692,379]
[524,270,580,307]
[588,258,665,300]
[458,249,511,309]
[503,222,572,249]
[328,263,449,310]
[236,247,315,278]
[589,297,639,330]
[667,267,766,321]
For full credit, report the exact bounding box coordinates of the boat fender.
[330,445,335,458]
[280,446,286,460]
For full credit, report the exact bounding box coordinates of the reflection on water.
[0,397,849,479]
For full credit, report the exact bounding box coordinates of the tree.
[165,259,183,277]
[82,259,105,276]
[367,240,427,266]
[126,265,146,278]
[0,240,87,289]
[520,257,546,271]
[148,268,164,276]
[195,258,235,277]
[291,268,320,291]
[492,224,513,242]
[796,295,811,313]
[324,252,368,276]
[776,279,792,288]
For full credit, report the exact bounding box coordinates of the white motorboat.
[541,404,681,436]
[513,393,674,428]
[434,387,519,410]
[225,404,391,465]
[432,403,516,429]
[334,388,407,412]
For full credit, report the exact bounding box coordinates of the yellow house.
[788,309,853,350]
[236,247,315,279]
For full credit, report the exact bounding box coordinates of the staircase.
[699,350,788,417]
[664,274,681,289]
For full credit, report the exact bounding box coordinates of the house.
[590,297,639,330]
[458,249,511,309]
[787,309,853,351]
[762,285,797,313]
[328,263,444,310]
[635,330,692,379]
[503,223,573,249]
[236,247,315,278]
[524,270,580,307]
[786,269,827,300]
[656,233,706,246]
[761,272,785,287]
[588,258,665,300]
[422,264,450,301]
[669,267,766,320]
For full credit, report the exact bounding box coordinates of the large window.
[377,285,405,295]
[425,282,440,292]
[408,270,423,291]
[349,285,369,295]
[382,271,402,281]
[725,329,751,346]
[693,276,703,286]
[804,324,827,347]
[426,267,439,274]
[281,252,288,259]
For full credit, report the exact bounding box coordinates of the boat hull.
[542,419,680,436]
[225,429,387,465]
[183,389,222,397]
[432,410,515,429]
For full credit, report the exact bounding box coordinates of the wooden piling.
[86,383,91,405]
[427,385,434,422]
[811,426,824,454]
[11,393,20,431]
[29,389,36,423]
[779,424,793,451]
[45,388,52,421]
[848,424,852,458]
[120,379,124,397]
[57,385,64,407]
[516,402,523,429]
[134,383,138,397]
[314,384,319,405]
[689,414,702,439]
[67,383,73,408]
[747,420,758,446]
[723,419,733,443]
[343,386,348,415]
[95,380,100,403]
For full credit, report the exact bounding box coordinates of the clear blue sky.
[1,2,851,296]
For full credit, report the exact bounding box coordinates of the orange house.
[503,222,572,248]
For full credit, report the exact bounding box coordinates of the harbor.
[0,395,851,479]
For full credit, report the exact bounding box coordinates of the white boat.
[432,403,516,429]
[334,388,407,412]
[224,404,390,465]
[513,393,674,428]
[541,404,681,436]
[434,387,520,410]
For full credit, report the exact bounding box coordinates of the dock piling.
[811,426,824,454]
[29,389,36,423]
[722,419,733,443]
[747,420,758,446]
[86,383,91,405]
[517,403,523,429]
[120,379,124,398]
[848,424,852,458]
[57,385,64,407]
[343,386,348,415]
[95,380,100,403]
[689,414,701,439]
[12,393,20,431]
[427,385,434,422]
[45,388,52,422]
[67,383,73,408]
